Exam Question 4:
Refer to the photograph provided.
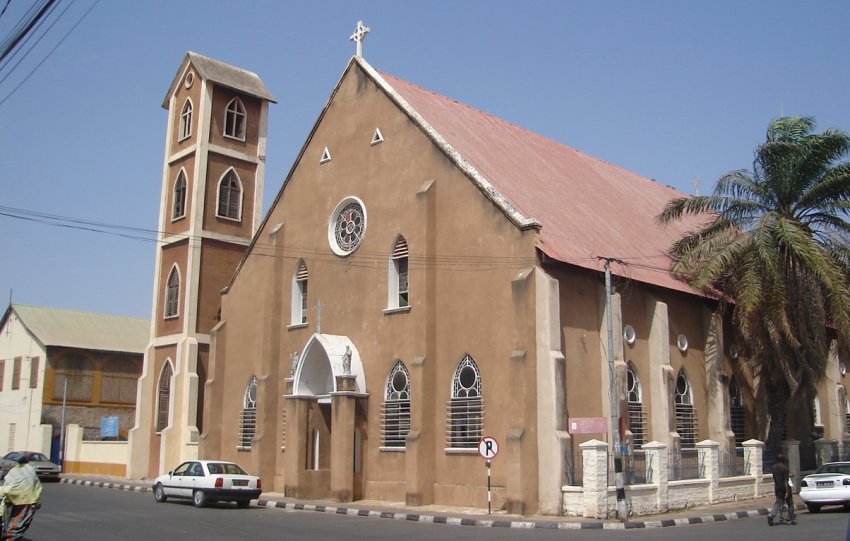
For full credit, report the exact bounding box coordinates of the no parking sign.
[478,436,499,460]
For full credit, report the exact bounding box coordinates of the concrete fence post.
[813,439,837,467]
[782,439,801,490]
[580,439,609,518]
[696,439,719,502]
[742,439,764,497]
[642,441,667,514]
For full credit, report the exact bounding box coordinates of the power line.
[0,0,99,107]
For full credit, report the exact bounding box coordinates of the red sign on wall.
[568,417,608,435]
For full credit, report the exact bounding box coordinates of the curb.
[60,478,151,493]
[60,478,801,530]
[254,498,805,530]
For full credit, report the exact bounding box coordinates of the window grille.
[156,362,173,432]
[729,378,747,446]
[53,354,94,401]
[173,171,187,219]
[295,261,308,324]
[391,237,409,308]
[165,266,180,318]
[381,361,411,447]
[845,394,850,434]
[100,359,138,403]
[627,363,646,447]
[239,376,257,449]
[218,170,241,220]
[446,355,484,448]
[675,369,698,448]
[224,98,246,140]
[180,99,192,140]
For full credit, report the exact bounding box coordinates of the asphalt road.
[23,483,850,540]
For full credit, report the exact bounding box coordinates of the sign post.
[478,436,499,514]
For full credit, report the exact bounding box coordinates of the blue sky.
[1,0,848,319]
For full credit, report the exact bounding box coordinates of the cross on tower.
[349,20,370,58]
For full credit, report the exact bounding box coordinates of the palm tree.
[658,116,850,458]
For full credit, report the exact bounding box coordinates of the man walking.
[768,454,796,526]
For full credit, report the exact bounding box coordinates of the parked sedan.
[153,460,261,508]
[799,461,850,512]
[0,451,61,481]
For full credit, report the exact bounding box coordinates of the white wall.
[0,312,49,455]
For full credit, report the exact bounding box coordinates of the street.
[25,483,849,540]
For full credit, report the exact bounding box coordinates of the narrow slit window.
[388,236,409,309]
[292,260,308,325]
[179,99,192,140]
[172,170,187,220]
[156,362,173,432]
[165,266,180,318]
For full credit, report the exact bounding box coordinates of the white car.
[799,461,850,513]
[153,460,261,508]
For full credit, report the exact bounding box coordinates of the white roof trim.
[354,57,540,231]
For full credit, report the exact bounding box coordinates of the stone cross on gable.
[349,20,370,58]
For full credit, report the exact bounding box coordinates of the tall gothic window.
[165,265,180,318]
[172,170,187,220]
[388,236,409,309]
[627,362,646,447]
[217,169,241,220]
[291,260,308,325]
[446,354,483,449]
[156,361,173,432]
[729,378,747,446]
[382,361,411,448]
[224,97,246,140]
[675,368,698,448]
[239,376,257,450]
[179,98,192,140]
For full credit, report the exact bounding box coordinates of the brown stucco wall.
[202,153,257,237]
[208,62,540,508]
[155,240,189,336]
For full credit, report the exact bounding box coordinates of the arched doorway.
[285,334,368,501]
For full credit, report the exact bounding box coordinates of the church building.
[129,32,850,515]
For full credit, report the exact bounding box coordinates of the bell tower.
[129,52,276,477]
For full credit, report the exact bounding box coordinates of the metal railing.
[668,448,702,480]
[719,446,748,477]
[564,451,583,486]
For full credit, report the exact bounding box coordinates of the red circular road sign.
[478,436,499,459]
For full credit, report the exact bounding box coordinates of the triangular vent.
[320,147,332,164]
[371,128,384,146]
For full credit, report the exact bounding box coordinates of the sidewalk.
[59,474,800,530]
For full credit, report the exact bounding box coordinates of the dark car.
[0,451,61,481]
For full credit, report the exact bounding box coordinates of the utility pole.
[59,377,67,470]
[600,256,627,521]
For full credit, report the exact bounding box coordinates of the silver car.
[0,451,61,481]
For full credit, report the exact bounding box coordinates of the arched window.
[179,98,192,140]
[729,378,747,446]
[382,361,411,448]
[165,265,180,318]
[52,353,94,402]
[217,169,241,220]
[675,368,698,448]
[156,361,173,432]
[446,354,483,449]
[172,170,187,220]
[627,362,646,447]
[239,376,257,450]
[291,260,308,325]
[224,97,246,140]
[100,358,140,404]
[387,236,409,309]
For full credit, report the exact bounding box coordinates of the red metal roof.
[378,69,705,295]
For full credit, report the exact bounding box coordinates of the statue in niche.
[289,351,300,378]
[342,346,352,375]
